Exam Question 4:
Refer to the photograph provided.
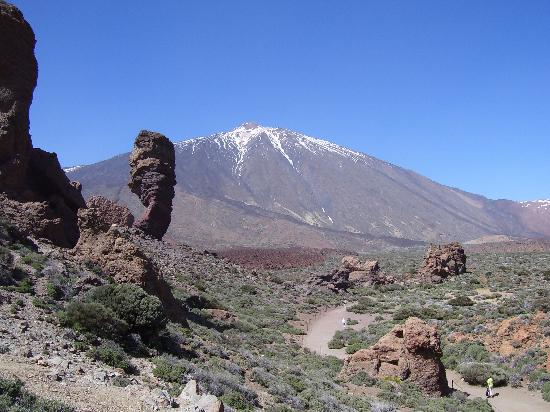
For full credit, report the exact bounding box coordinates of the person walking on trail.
[342,317,347,328]
[486,377,494,398]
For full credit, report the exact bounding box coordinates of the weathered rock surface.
[176,380,224,412]
[0,1,85,247]
[328,256,395,288]
[342,317,449,395]
[309,270,350,292]
[86,195,134,228]
[128,130,175,240]
[419,242,467,282]
[73,201,184,322]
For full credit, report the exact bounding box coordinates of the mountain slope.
[66,123,549,250]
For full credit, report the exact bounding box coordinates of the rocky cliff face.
[128,130,176,240]
[0,1,85,247]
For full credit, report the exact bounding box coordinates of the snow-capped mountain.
[66,123,550,250]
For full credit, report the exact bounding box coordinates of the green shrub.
[240,284,257,295]
[542,381,550,402]
[86,284,166,337]
[87,340,133,372]
[46,282,64,301]
[284,374,306,393]
[348,297,377,314]
[59,301,129,339]
[5,277,35,294]
[350,371,377,387]
[21,252,46,271]
[345,342,365,354]
[0,376,74,411]
[327,331,345,349]
[457,362,508,386]
[221,391,252,410]
[442,341,489,369]
[448,296,475,306]
[152,356,190,383]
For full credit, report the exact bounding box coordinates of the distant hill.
[66,122,550,251]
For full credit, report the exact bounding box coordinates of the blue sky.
[13,0,550,201]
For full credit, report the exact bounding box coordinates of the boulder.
[340,256,394,286]
[0,1,85,247]
[419,242,467,282]
[128,130,176,240]
[176,380,224,412]
[309,269,351,292]
[342,317,449,395]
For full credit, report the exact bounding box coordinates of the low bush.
[59,301,129,339]
[87,340,133,372]
[59,284,167,343]
[448,296,474,306]
[442,340,489,369]
[86,284,166,337]
[350,371,377,387]
[152,356,191,383]
[457,362,508,386]
[0,376,73,411]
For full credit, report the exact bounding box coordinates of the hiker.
[486,376,494,398]
[342,317,347,328]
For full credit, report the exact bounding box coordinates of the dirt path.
[0,355,149,412]
[302,304,549,412]
[447,370,548,412]
[301,304,379,359]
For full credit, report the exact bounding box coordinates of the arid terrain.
[1,1,549,412]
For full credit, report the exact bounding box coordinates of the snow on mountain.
[67,122,550,250]
[63,165,84,173]
[174,122,375,176]
[519,199,550,210]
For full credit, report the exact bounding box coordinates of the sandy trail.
[447,370,549,412]
[301,304,378,359]
[302,304,549,412]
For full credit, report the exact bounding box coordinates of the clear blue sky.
[12,0,550,201]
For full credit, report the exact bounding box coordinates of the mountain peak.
[240,121,261,130]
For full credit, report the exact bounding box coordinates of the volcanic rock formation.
[419,242,467,283]
[340,256,395,286]
[86,195,134,228]
[0,1,85,247]
[128,130,176,240]
[342,317,449,395]
[73,198,183,321]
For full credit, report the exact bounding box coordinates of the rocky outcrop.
[309,270,350,292]
[86,196,134,228]
[0,1,85,247]
[340,256,395,286]
[419,242,467,283]
[73,200,184,321]
[128,130,175,240]
[176,380,224,412]
[342,317,449,395]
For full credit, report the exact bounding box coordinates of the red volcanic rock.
[340,256,394,286]
[0,2,85,247]
[0,0,36,192]
[128,130,176,240]
[86,196,134,228]
[74,200,184,322]
[342,317,449,395]
[419,242,467,283]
